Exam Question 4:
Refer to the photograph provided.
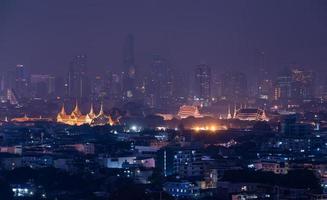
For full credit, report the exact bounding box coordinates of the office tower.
[221,72,247,102]
[212,74,222,99]
[194,64,211,102]
[157,146,204,178]
[173,71,190,105]
[0,72,5,93]
[110,72,123,102]
[30,75,56,98]
[91,75,105,100]
[145,55,173,109]
[122,34,136,100]
[255,51,273,101]
[257,79,273,101]
[323,79,327,100]
[290,68,314,100]
[274,68,292,101]
[14,64,30,99]
[54,76,65,98]
[274,67,314,102]
[67,54,90,99]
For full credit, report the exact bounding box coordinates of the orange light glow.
[191,124,227,132]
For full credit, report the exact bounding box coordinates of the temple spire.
[73,100,79,113]
[227,105,232,119]
[71,99,82,117]
[233,104,237,119]
[262,109,268,121]
[60,103,67,115]
[98,102,104,116]
[89,103,94,115]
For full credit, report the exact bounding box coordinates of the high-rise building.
[290,68,314,100]
[274,67,314,102]
[221,72,247,102]
[255,51,274,101]
[157,146,204,178]
[67,54,90,99]
[274,68,292,101]
[122,34,136,100]
[91,75,108,100]
[145,55,173,109]
[14,64,30,99]
[194,64,211,102]
[30,74,55,98]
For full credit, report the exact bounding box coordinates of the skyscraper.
[274,67,314,102]
[194,64,211,103]
[67,54,90,99]
[274,68,292,101]
[30,74,55,98]
[122,34,136,100]
[290,68,314,100]
[256,51,273,101]
[14,64,30,99]
[145,55,173,109]
[221,72,247,102]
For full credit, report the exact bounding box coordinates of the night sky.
[0,0,327,78]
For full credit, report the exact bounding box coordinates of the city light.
[191,125,227,132]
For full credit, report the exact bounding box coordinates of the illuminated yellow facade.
[233,108,268,121]
[57,102,115,126]
[177,105,202,119]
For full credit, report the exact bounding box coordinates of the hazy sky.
[0,0,327,78]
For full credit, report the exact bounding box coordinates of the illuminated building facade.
[274,67,314,102]
[233,108,268,121]
[57,102,115,126]
[177,105,202,119]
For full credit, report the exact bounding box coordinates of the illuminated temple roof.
[177,105,202,119]
[57,102,116,126]
[233,108,268,121]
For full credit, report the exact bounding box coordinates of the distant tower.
[227,105,232,119]
[233,104,237,119]
[67,54,90,99]
[122,34,136,100]
[221,72,247,102]
[14,64,30,98]
[7,89,18,105]
[146,54,173,109]
[194,64,211,103]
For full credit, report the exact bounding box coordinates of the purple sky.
[0,0,327,78]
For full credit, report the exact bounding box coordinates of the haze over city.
[1,0,327,78]
[1,1,327,200]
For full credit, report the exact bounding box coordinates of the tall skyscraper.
[274,67,314,102]
[256,51,273,101]
[122,34,136,100]
[14,64,30,99]
[145,55,173,109]
[67,54,90,99]
[290,68,314,100]
[221,72,247,102]
[274,68,292,101]
[30,74,55,98]
[194,64,211,103]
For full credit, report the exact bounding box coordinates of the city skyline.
[1,1,327,199]
[0,0,327,78]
